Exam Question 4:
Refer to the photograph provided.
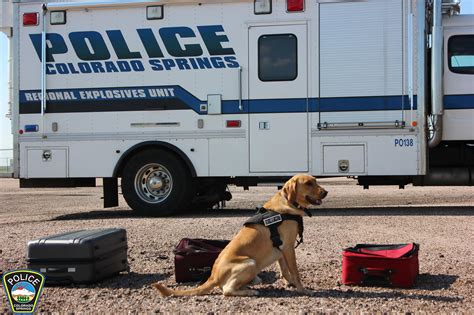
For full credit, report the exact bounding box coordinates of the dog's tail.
[152,278,217,297]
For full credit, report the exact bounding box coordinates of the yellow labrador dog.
[153,174,327,297]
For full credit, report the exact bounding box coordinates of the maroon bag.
[342,243,419,288]
[173,238,230,283]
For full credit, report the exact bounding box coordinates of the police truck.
[0,0,473,216]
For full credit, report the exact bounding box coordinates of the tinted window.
[448,35,474,74]
[258,34,297,81]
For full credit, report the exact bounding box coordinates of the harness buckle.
[263,214,282,226]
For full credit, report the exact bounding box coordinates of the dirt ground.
[0,178,472,313]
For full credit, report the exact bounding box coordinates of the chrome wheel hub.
[134,163,173,204]
[148,176,163,190]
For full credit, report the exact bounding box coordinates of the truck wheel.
[121,149,194,216]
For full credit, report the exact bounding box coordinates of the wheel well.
[113,142,197,178]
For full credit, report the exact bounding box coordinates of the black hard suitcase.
[27,228,128,284]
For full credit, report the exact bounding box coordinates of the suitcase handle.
[359,268,393,285]
[360,267,393,275]
[45,267,69,274]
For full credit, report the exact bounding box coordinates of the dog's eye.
[304,181,313,186]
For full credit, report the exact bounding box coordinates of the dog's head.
[282,174,328,216]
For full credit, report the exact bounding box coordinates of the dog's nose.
[321,190,328,199]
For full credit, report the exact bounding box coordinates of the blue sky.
[0,0,473,159]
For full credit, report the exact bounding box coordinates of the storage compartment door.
[322,144,366,175]
[319,0,405,127]
[27,148,68,178]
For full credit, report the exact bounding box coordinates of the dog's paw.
[247,289,260,296]
[296,288,313,296]
[280,277,295,287]
[249,276,262,286]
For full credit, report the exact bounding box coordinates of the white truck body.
[1,0,473,214]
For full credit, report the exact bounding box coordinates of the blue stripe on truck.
[444,94,474,110]
[19,86,473,114]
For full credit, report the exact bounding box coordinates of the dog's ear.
[282,178,297,204]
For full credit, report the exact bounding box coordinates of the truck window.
[448,35,474,75]
[258,34,297,81]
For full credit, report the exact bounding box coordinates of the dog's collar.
[280,192,313,217]
[290,201,313,217]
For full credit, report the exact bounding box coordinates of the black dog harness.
[244,208,304,249]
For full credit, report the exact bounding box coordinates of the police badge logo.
[2,270,45,314]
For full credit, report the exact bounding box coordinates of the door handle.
[259,122,270,130]
[238,66,243,111]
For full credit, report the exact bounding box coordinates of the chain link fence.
[0,149,13,177]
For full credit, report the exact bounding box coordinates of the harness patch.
[263,214,282,226]
[244,208,304,249]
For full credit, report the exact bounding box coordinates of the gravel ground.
[0,178,473,313]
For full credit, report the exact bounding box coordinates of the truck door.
[248,24,308,173]
[443,27,474,140]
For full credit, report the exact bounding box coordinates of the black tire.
[121,149,194,216]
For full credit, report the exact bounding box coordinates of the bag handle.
[359,268,393,285]
[360,267,393,275]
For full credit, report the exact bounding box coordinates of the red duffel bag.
[342,243,419,288]
[173,238,230,283]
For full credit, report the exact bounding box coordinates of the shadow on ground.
[253,273,460,302]
[45,272,169,289]
[415,273,459,290]
[52,209,139,221]
[42,270,459,302]
[51,206,473,221]
[129,272,460,302]
[255,287,462,302]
